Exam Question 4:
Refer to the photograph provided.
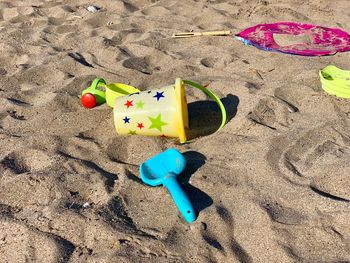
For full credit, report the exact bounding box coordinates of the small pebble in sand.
[82,202,91,208]
[87,5,101,13]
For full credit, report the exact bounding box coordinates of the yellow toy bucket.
[113,78,226,143]
[106,83,140,107]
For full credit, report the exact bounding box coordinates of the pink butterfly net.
[236,22,350,56]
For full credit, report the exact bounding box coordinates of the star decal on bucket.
[153,91,164,101]
[137,122,144,129]
[148,113,168,132]
[136,100,144,109]
[124,100,133,108]
[123,116,130,123]
[128,130,137,135]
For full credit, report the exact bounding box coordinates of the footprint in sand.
[200,58,218,68]
[0,219,75,263]
[122,0,139,12]
[247,4,309,21]
[0,154,29,175]
[0,149,53,175]
[215,205,253,263]
[54,24,77,34]
[106,136,166,166]
[17,65,66,86]
[268,121,350,202]
[0,68,8,76]
[261,201,307,225]
[122,56,153,75]
[248,97,294,130]
[61,5,77,13]
[6,110,26,120]
[103,35,123,47]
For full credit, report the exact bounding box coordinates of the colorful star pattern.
[128,130,137,135]
[136,100,144,109]
[153,91,165,101]
[123,116,130,123]
[124,100,133,108]
[137,122,144,129]
[148,114,168,132]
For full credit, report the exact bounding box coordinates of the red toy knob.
[81,93,96,108]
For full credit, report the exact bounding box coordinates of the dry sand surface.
[0,0,350,262]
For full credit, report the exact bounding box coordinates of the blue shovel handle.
[162,173,196,223]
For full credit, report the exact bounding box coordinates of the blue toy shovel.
[140,148,196,223]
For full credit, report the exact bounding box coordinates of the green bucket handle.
[183,80,227,130]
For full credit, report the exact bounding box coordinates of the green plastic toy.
[320,65,350,98]
[81,78,107,108]
[81,78,140,108]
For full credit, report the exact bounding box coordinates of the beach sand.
[0,0,349,262]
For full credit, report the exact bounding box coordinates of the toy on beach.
[236,22,350,56]
[81,78,107,108]
[81,77,227,143]
[81,78,140,108]
[140,148,196,223]
[106,82,140,107]
[173,22,350,56]
[320,65,350,98]
[113,78,227,143]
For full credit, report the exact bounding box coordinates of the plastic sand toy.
[81,78,107,108]
[319,65,350,98]
[106,82,140,107]
[235,22,350,56]
[140,148,196,223]
[113,78,227,143]
[81,78,227,143]
[81,78,140,108]
[172,23,350,56]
